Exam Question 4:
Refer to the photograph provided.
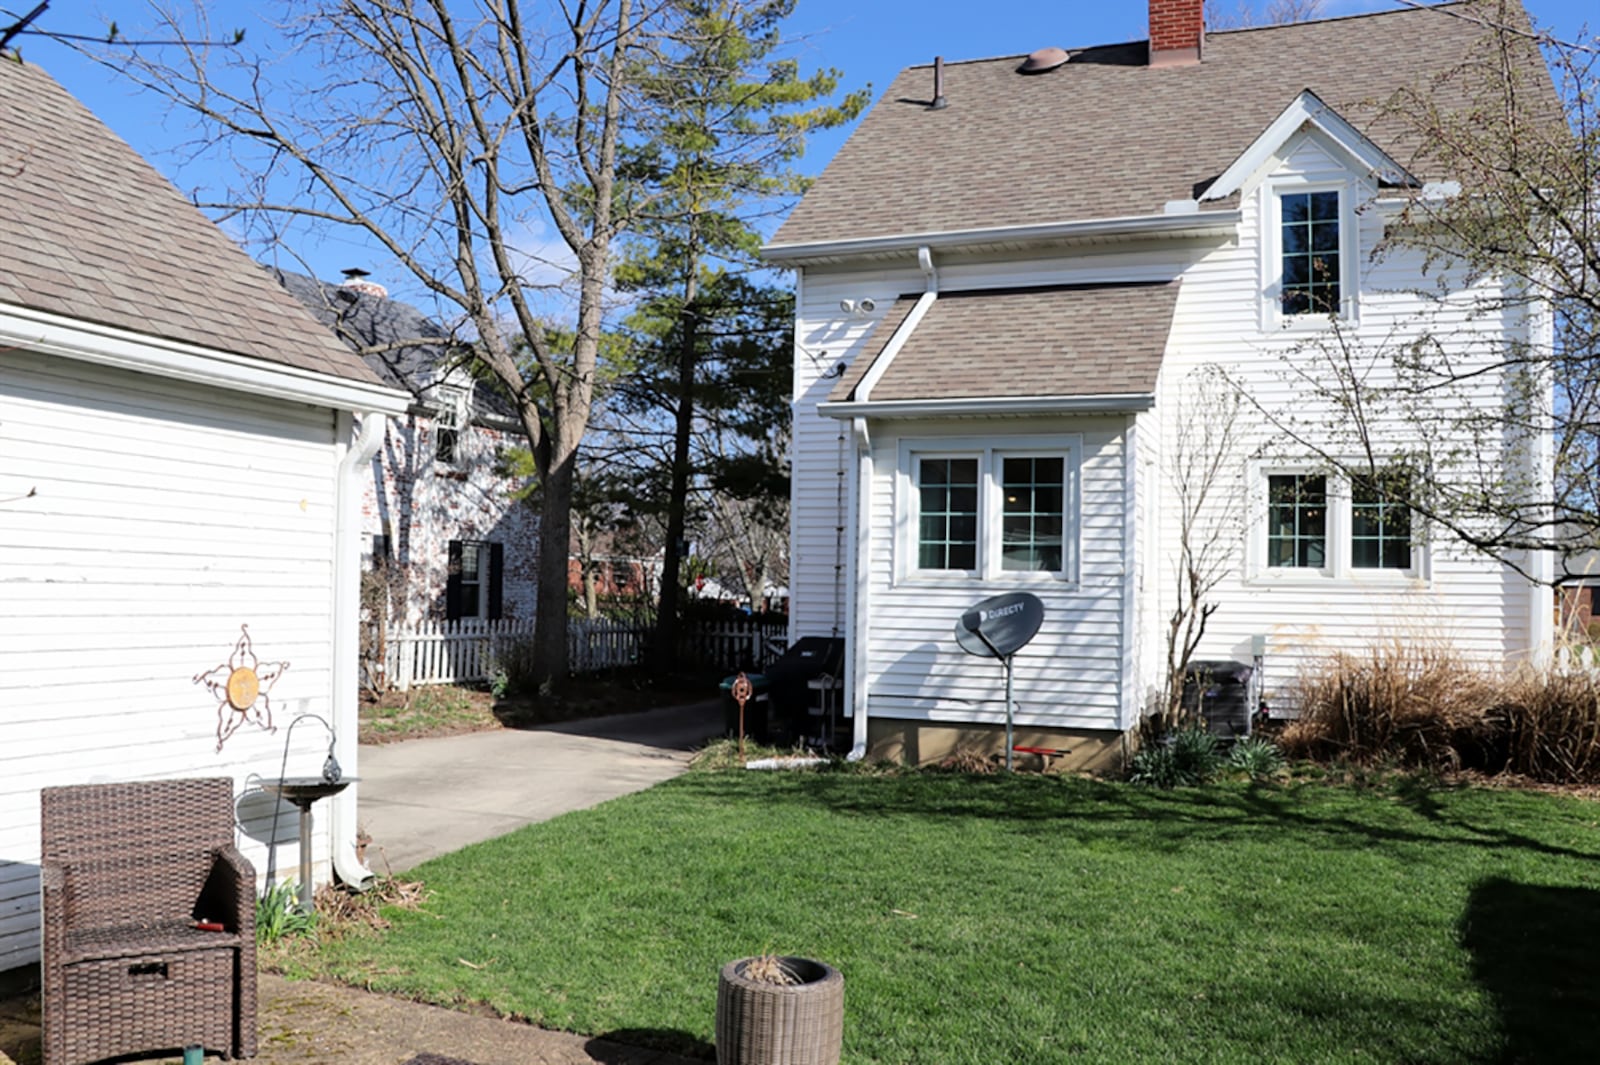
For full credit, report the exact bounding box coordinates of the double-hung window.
[1279,190,1342,316]
[1267,473,1327,569]
[434,385,467,465]
[1257,465,1420,578]
[917,458,979,572]
[906,437,1078,582]
[447,539,504,619]
[1351,469,1414,570]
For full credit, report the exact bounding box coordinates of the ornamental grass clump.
[1279,640,1498,772]
[1496,663,1600,783]
[742,953,802,986]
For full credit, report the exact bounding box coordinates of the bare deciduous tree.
[1163,366,1245,725]
[1204,0,1324,31]
[103,0,700,687]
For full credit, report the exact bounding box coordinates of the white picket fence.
[1553,642,1600,675]
[382,617,533,691]
[380,616,787,691]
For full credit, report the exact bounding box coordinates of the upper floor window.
[434,386,467,465]
[1280,190,1341,316]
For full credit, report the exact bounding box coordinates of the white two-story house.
[768,0,1559,768]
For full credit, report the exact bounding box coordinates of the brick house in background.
[276,270,539,628]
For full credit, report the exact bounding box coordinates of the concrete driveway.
[356,699,722,873]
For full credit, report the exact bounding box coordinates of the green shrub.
[1228,736,1285,780]
[492,637,541,698]
[1130,726,1222,788]
[257,881,317,944]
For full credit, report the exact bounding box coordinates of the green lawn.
[311,771,1600,1063]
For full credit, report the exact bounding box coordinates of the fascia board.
[762,211,1242,265]
[1201,89,1419,203]
[818,394,1156,419]
[0,302,411,415]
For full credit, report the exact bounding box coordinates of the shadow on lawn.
[585,1028,714,1062]
[672,771,1600,864]
[1461,878,1600,1064]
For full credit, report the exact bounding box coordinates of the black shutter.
[446,540,464,620]
[488,542,504,620]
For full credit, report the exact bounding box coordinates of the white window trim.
[1246,460,1430,585]
[1259,172,1361,333]
[895,434,1082,587]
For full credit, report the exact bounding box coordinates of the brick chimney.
[1149,0,1203,67]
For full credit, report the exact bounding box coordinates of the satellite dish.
[955,592,1045,659]
[1018,47,1069,75]
[954,592,1045,772]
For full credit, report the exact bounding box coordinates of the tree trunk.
[535,438,578,689]
[652,281,699,668]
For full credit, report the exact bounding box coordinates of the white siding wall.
[0,351,346,971]
[1151,133,1542,703]
[862,416,1131,729]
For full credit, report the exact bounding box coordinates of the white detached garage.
[0,57,408,975]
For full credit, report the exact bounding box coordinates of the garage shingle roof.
[774,2,1557,248]
[831,282,1180,404]
[0,58,382,387]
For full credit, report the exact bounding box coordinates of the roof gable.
[1199,89,1417,203]
[0,58,382,388]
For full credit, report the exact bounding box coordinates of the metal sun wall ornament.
[194,625,289,752]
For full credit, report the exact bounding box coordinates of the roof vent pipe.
[930,56,948,110]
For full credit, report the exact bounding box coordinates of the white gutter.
[330,410,387,889]
[819,393,1156,420]
[763,210,1241,266]
[856,246,939,403]
[0,302,409,416]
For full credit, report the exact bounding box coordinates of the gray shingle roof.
[273,270,515,422]
[831,282,1180,404]
[774,2,1555,248]
[0,57,382,387]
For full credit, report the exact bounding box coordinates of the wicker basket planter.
[715,956,844,1065]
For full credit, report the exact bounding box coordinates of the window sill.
[898,572,1078,592]
[1246,568,1429,589]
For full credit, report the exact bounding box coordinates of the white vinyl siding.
[1153,131,1541,696]
[865,419,1126,729]
[0,351,345,971]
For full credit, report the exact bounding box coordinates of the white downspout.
[331,409,387,889]
[846,247,939,761]
[847,415,872,760]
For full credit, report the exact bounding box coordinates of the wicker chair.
[41,778,257,1065]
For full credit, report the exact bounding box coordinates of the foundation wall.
[866,719,1128,774]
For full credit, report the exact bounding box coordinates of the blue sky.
[9,0,1595,296]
